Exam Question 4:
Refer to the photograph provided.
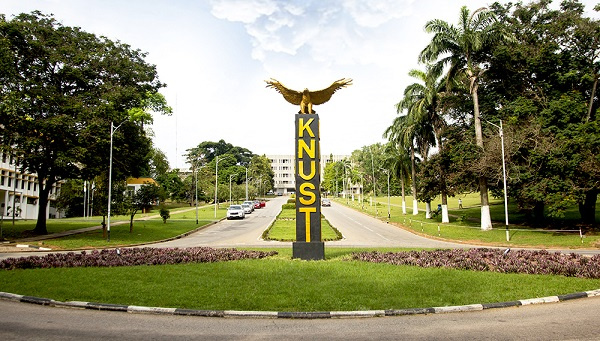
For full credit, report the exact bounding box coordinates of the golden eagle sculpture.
[265,78,352,114]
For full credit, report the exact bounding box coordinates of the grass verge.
[263,208,342,241]
[339,196,600,249]
[22,205,228,250]
[1,248,598,311]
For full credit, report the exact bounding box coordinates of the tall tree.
[384,114,422,216]
[0,12,168,234]
[383,142,411,214]
[419,6,512,229]
[397,67,450,221]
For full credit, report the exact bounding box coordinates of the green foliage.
[282,203,295,209]
[379,1,600,226]
[0,11,168,234]
[159,207,170,223]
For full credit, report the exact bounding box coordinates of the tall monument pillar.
[264,77,352,261]
[293,114,324,260]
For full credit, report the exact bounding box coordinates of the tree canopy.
[380,0,600,227]
[0,12,170,234]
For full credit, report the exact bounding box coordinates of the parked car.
[321,198,331,207]
[259,200,266,208]
[243,201,255,212]
[241,203,253,214]
[253,201,261,209]
[227,205,245,220]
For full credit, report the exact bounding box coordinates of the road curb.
[2,289,598,319]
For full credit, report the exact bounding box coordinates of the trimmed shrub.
[0,247,278,270]
[351,249,600,279]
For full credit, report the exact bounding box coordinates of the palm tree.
[419,6,510,229]
[383,142,411,214]
[384,97,435,216]
[406,66,452,222]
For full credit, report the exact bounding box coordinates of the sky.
[3,0,599,169]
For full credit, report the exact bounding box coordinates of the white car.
[227,205,245,220]
[243,201,255,212]
[241,203,253,214]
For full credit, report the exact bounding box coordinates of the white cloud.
[209,0,278,24]
[208,0,416,67]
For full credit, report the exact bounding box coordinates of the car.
[253,201,261,209]
[226,205,245,220]
[321,198,331,207]
[241,203,253,214]
[259,200,266,208]
[243,201,255,212]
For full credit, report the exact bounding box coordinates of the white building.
[267,154,354,195]
[268,155,295,195]
[0,152,63,220]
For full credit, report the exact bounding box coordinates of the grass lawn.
[339,194,600,249]
[1,248,598,311]
[263,208,342,241]
[39,219,212,250]
[0,204,220,241]
[17,205,227,250]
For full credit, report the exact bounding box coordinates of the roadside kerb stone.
[519,296,560,305]
[127,306,177,314]
[1,290,599,319]
[433,304,483,313]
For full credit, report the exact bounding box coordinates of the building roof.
[126,177,158,186]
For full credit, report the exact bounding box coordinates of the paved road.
[150,196,291,249]
[322,200,473,248]
[2,196,600,340]
[2,297,600,340]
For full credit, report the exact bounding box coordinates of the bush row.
[0,247,278,270]
[351,249,600,279]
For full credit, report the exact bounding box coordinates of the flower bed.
[351,249,600,279]
[0,247,278,270]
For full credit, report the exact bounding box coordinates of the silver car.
[227,205,245,220]
[243,201,255,212]
[241,203,253,214]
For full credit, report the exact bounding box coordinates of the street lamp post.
[245,166,248,200]
[214,155,232,218]
[487,119,509,241]
[229,173,238,205]
[380,168,391,221]
[193,161,206,225]
[107,120,126,242]
[343,163,352,205]
[370,146,378,217]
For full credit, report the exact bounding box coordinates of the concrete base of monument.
[292,241,325,260]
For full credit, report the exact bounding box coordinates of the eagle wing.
[309,78,353,105]
[265,78,303,105]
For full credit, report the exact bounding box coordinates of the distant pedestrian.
[458,198,463,209]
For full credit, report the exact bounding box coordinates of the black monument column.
[293,114,324,260]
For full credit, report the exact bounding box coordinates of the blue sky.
[3,0,599,169]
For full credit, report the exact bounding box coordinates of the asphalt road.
[2,297,600,341]
[151,196,475,249]
[2,196,600,340]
